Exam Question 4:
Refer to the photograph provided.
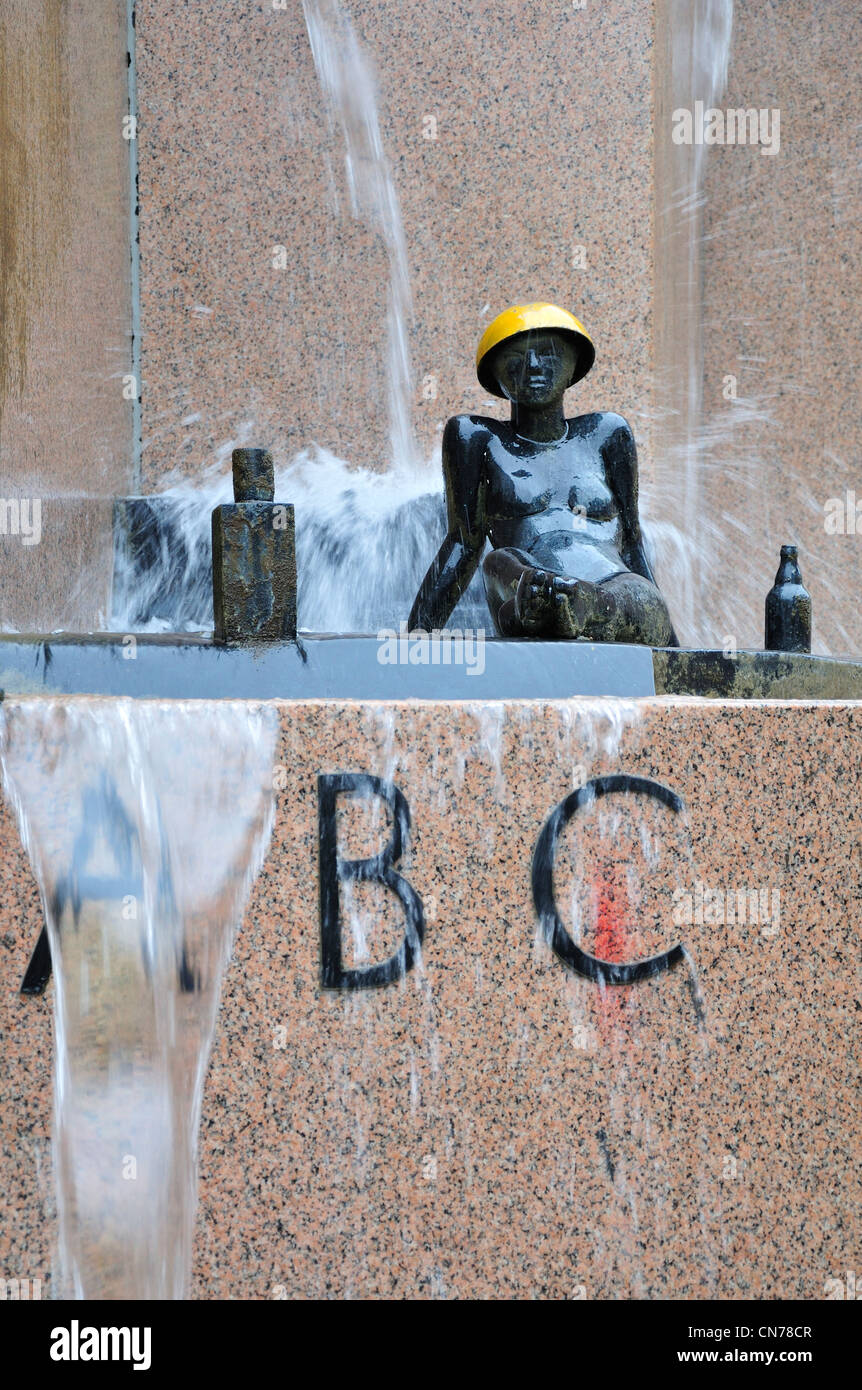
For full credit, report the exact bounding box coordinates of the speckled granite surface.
[135,0,655,483]
[653,0,862,657]
[0,1,133,631]
[1,696,860,1299]
[698,0,862,659]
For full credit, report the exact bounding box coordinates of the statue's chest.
[484,437,616,520]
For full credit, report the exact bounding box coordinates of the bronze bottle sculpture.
[765,544,811,653]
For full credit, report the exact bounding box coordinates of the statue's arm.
[408,416,487,630]
[602,414,679,645]
[600,416,652,579]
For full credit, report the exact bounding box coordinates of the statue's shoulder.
[570,410,635,443]
[443,413,497,444]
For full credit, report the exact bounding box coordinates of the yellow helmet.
[476,302,595,397]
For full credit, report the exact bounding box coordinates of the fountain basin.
[2,633,862,700]
[0,634,656,699]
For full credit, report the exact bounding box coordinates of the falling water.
[0,698,277,1298]
[672,0,734,531]
[652,1,735,643]
[302,0,416,473]
[109,0,444,637]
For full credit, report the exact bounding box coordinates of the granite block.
[1,695,859,1298]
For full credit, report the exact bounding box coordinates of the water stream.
[302,0,417,476]
[0,699,277,1298]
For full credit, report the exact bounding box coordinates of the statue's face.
[490,329,577,406]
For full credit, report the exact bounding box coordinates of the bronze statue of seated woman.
[408,302,676,646]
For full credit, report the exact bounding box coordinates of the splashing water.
[109,445,687,638]
[0,698,277,1298]
[111,448,489,634]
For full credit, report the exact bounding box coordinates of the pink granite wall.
[0,0,133,632]
[134,0,656,485]
[652,0,861,655]
[2,696,859,1298]
[697,0,861,658]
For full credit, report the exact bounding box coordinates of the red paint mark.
[591,868,639,1039]
[593,872,630,963]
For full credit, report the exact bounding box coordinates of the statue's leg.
[559,573,675,646]
[483,548,571,636]
[483,549,673,645]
